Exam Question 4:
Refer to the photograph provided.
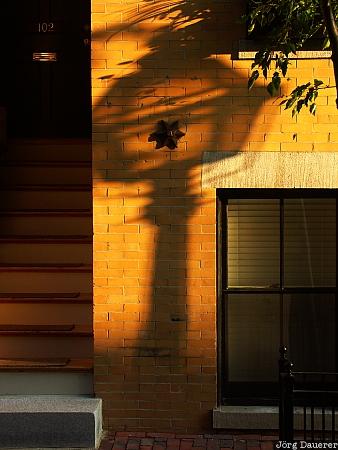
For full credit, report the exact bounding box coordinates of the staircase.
[0,139,93,395]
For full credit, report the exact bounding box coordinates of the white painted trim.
[237,40,332,59]
[238,50,332,60]
[202,152,338,190]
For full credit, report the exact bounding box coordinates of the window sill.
[237,39,332,60]
[213,406,338,430]
[213,405,278,429]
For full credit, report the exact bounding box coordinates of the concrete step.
[0,396,101,448]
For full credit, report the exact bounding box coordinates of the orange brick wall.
[91,0,338,432]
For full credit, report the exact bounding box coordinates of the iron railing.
[279,347,338,441]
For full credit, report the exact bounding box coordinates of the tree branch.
[320,0,338,108]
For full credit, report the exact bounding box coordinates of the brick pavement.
[98,432,279,450]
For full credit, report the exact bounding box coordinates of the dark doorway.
[1,0,91,138]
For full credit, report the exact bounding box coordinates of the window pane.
[227,294,280,382]
[284,199,336,287]
[284,294,335,372]
[227,199,280,288]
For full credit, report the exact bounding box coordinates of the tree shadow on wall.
[92,0,268,431]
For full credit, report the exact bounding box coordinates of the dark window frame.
[217,189,338,406]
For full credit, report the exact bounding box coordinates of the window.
[217,189,337,404]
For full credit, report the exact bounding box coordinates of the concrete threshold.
[0,396,102,449]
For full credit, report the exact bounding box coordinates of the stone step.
[0,396,101,448]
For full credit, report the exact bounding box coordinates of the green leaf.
[285,96,298,109]
[267,72,281,97]
[307,88,315,102]
[296,99,305,113]
[245,0,329,117]
[248,23,255,33]
[310,103,317,115]
[314,79,324,87]
[323,37,330,49]
[272,72,281,91]
[280,60,289,77]
[248,70,259,90]
[267,81,275,96]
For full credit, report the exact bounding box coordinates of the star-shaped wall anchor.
[148,120,185,150]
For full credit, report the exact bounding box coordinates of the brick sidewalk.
[98,432,278,450]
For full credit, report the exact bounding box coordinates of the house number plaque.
[37,22,54,32]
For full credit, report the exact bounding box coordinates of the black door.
[1,0,91,138]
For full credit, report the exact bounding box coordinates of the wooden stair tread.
[0,161,91,167]
[0,324,92,336]
[0,324,74,331]
[0,209,91,217]
[0,358,93,371]
[0,263,91,272]
[0,235,92,243]
[7,138,91,145]
[0,184,91,191]
[0,357,69,367]
[0,292,91,303]
[0,292,81,298]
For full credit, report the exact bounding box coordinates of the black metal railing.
[279,347,338,441]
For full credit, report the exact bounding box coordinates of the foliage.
[245,0,338,115]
